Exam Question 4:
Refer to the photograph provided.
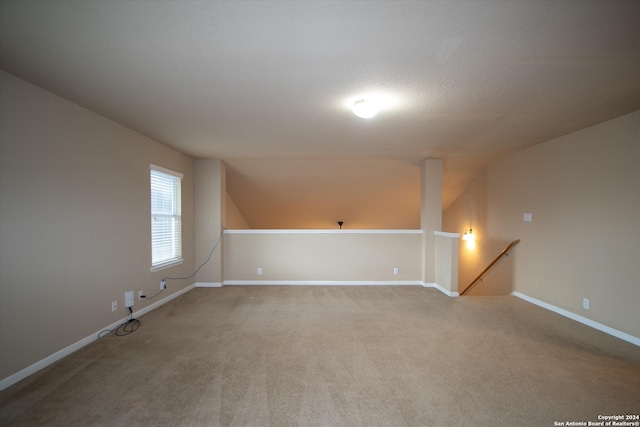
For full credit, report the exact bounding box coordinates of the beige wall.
[0,71,195,380]
[194,159,225,285]
[420,159,442,283]
[444,111,640,338]
[224,231,422,282]
[445,170,518,296]
[434,232,460,294]
[226,193,250,229]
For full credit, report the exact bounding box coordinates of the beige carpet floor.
[1,286,639,426]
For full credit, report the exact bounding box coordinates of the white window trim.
[150,164,183,271]
[150,258,184,273]
[150,164,183,179]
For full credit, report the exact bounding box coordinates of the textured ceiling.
[2,0,639,229]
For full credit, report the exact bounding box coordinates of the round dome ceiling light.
[352,99,378,119]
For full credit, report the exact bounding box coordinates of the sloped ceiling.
[1,0,639,229]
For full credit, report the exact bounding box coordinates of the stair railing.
[460,239,520,296]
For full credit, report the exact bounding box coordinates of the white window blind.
[150,165,183,271]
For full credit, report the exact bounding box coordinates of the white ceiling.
[2,0,639,229]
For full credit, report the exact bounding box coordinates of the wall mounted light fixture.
[462,227,475,249]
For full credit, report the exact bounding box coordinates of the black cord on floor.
[98,307,141,338]
[99,229,224,337]
[115,317,140,336]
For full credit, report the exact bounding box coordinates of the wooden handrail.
[460,239,520,296]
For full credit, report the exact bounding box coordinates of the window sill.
[150,259,184,273]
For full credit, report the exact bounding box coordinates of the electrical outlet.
[160,280,166,290]
[257,267,263,275]
[138,290,145,300]
[583,298,590,310]
[393,267,399,275]
[125,291,134,308]
[111,300,118,312]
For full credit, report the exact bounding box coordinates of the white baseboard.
[423,282,460,297]
[0,283,196,391]
[222,280,424,286]
[221,280,461,297]
[511,291,639,347]
[195,282,222,288]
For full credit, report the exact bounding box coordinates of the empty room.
[1,1,639,425]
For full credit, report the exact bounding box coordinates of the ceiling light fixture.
[352,99,378,119]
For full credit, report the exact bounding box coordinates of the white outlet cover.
[125,291,134,307]
[523,213,533,222]
[257,267,263,275]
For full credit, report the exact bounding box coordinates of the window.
[150,165,183,271]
